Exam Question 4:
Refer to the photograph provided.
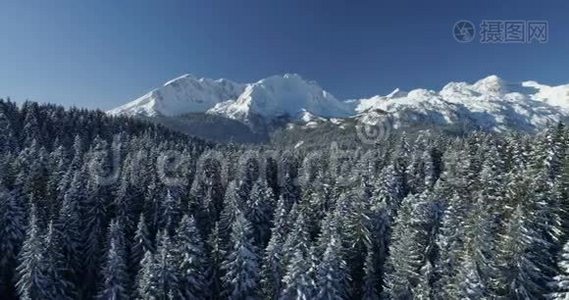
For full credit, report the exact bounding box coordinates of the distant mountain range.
[108,73,569,142]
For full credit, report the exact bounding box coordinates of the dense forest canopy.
[2,98,569,299]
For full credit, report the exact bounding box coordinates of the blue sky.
[1,0,568,110]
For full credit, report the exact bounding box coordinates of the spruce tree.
[44,221,77,299]
[383,193,435,299]
[316,236,349,299]
[136,231,179,299]
[280,248,317,299]
[222,211,260,299]
[261,196,289,299]
[361,245,380,300]
[245,179,274,249]
[99,219,130,299]
[174,214,209,299]
[550,240,569,299]
[0,181,26,298]
[206,222,225,299]
[16,205,50,300]
[160,190,182,236]
[131,213,154,277]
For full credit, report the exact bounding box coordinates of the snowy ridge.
[109,73,569,133]
[355,75,569,132]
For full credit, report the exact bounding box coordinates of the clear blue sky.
[1,0,568,110]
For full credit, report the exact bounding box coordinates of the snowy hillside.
[109,73,569,135]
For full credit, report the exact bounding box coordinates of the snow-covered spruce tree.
[130,213,154,282]
[21,102,43,147]
[450,144,505,298]
[383,192,436,299]
[315,235,350,300]
[173,214,209,299]
[452,255,486,300]
[539,124,566,181]
[282,203,312,267]
[14,141,49,221]
[160,190,182,236]
[136,231,179,299]
[412,261,435,300]
[523,146,561,286]
[206,222,225,300]
[430,148,466,208]
[405,136,428,195]
[113,178,137,237]
[368,175,395,286]
[50,178,84,294]
[314,203,344,260]
[136,251,155,299]
[245,179,274,249]
[222,211,260,299]
[236,153,261,198]
[361,244,380,300]
[143,174,162,239]
[189,153,225,236]
[338,187,378,298]
[69,135,85,172]
[550,239,569,299]
[495,204,554,299]
[82,136,114,296]
[0,103,18,154]
[553,152,569,239]
[376,163,407,217]
[433,193,469,298]
[0,180,26,299]
[280,171,301,212]
[45,144,70,216]
[219,181,242,248]
[99,219,130,300]
[280,248,318,300]
[44,221,77,299]
[261,196,289,299]
[528,139,564,247]
[82,185,110,296]
[16,205,50,300]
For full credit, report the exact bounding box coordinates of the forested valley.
[2,98,569,299]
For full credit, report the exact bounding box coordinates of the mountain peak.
[108,74,245,117]
[163,74,198,86]
[478,74,503,83]
[283,73,303,79]
[209,73,352,123]
[473,75,506,94]
[387,88,407,98]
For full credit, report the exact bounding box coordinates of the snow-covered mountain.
[109,73,352,124]
[108,74,245,117]
[355,75,569,132]
[208,74,353,123]
[109,73,569,139]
